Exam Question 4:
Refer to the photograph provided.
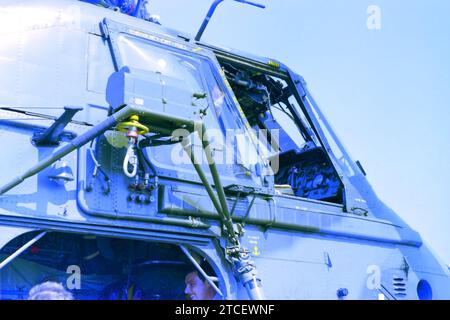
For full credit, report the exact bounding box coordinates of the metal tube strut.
[0,231,47,270]
[0,106,134,195]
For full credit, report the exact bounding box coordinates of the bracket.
[32,106,83,146]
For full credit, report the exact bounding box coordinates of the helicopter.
[0,0,448,300]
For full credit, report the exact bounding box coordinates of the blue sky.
[148,0,450,265]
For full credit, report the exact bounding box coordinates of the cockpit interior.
[0,232,210,300]
[218,60,344,204]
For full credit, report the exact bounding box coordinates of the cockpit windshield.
[218,59,345,204]
[220,62,316,164]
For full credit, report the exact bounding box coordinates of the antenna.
[195,0,265,42]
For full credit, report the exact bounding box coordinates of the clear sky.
[148,0,450,265]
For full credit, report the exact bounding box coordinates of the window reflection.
[117,34,264,182]
[118,34,204,95]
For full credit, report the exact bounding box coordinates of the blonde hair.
[28,281,74,300]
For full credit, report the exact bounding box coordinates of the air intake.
[392,275,407,297]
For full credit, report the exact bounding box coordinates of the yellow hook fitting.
[116,115,150,135]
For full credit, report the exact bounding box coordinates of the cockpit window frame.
[101,19,271,192]
[208,51,368,211]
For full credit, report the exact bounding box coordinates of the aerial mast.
[195,0,265,42]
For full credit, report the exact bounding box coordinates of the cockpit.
[217,59,345,204]
[71,0,360,208]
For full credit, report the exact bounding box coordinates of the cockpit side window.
[218,60,344,204]
[302,92,359,177]
[117,34,205,96]
[110,31,266,187]
[201,66,267,179]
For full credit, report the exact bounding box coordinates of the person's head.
[28,281,74,300]
[184,262,217,300]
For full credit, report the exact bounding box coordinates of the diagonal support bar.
[0,106,133,195]
[0,104,197,196]
[181,123,238,244]
[0,231,47,270]
[181,139,224,219]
